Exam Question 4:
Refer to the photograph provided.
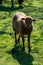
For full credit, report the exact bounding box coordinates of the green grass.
[0,0,43,65]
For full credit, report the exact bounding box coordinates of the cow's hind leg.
[18,34,20,43]
[21,34,25,51]
[14,31,17,47]
[12,31,17,53]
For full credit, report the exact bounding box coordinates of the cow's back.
[12,12,26,34]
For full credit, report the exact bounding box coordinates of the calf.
[12,12,36,52]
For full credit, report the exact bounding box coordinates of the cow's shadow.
[7,47,33,65]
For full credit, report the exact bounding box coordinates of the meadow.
[0,0,43,65]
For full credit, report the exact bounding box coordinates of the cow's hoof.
[28,49,31,53]
[11,48,16,53]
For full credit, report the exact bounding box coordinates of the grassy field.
[0,0,43,65]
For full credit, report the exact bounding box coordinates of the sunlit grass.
[0,0,43,65]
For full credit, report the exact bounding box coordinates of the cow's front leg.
[28,35,31,52]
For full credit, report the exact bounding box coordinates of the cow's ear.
[32,18,37,21]
[21,18,26,20]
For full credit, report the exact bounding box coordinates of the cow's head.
[21,16,36,28]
